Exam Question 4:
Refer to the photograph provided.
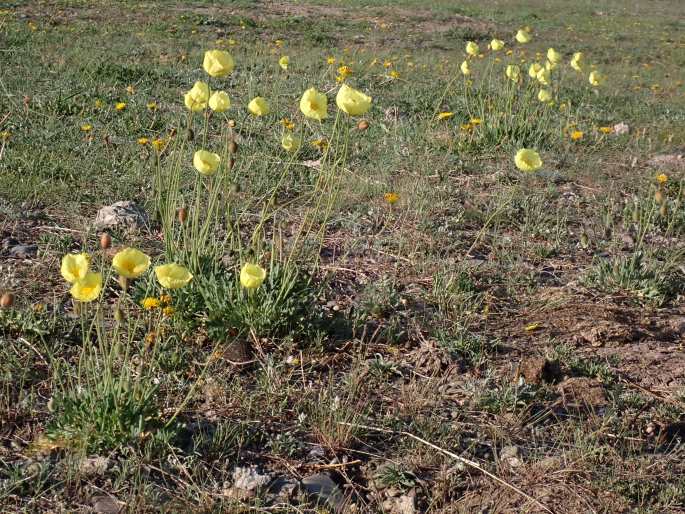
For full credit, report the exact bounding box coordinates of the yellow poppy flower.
[437,111,454,120]
[248,97,270,116]
[155,263,193,289]
[70,272,102,303]
[528,62,543,78]
[536,67,551,86]
[460,60,471,76]
[515,29,532,44]
[184,81,210,112]
[547,48,562,64]
[203,49,235,77]
[490,39,505,51]
[112,248,151,279]
[240,263,267,289]
[589,70,604,86]
[208,91,231,112]
[193,149,221,175]
[279,55,289,70]
[465,41,479,56]
[335,84,372,116]
[299,87,328,120]
[514,149,542,172]
[570,52,584,72]
[506,64,521,82]
[281,132,302,153]
[61,253,90,283]
[538,89,552,102]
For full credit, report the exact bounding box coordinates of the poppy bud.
[0,292,14,308]
[228,119,236,128]
[659,202,668,217]
[228,141,238,154]
[100,232,112,250]
[654,190,664,204]
[178,207,188,224]
[357,119,370,131]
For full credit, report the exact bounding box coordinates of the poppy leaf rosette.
[112,248,151,279]
[184,81,210,112]
[70,272,103,303]
[61,253,90,283]
[240,263,267,290]
[515,149,543,172]
[335,84,371,116]
[193,150,221,176]
[208,91,231,112]
[299,87,328,120]
[203,49,234,77]
[155,263,193,289]
[248,97,270,116]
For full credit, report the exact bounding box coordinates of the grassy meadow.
[1,0,685,512]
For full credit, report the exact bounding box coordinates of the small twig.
[312,459,362,470]
[338,421,554,514]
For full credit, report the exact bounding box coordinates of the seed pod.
[118,275,129,291]
[659,202,668,217]
[178,207,188,224]
[357,119,370,131]
[99,232,112,250]
[228,119,236,128]
[228,157,235,170]
[580,232,589,248]
[632,205,640,223]
[655,189,664,204]
[0,292,14,308]
[228,141,238,154]
[186,127,195,141]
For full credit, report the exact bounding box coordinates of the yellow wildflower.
[115,102,126,111]
[514,148,542,172]
[570,130,584,141]
[240,263,267,289]
[384,192,400,204]
[70,272,102,303]
[203,49,235,77]
[141,297,161,310]
[656,173,668,184]
[80,124,93,132]
[112,248,151,279]
[155,263,193,289]
[437,112,454,120]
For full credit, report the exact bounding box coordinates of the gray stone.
[382,493,416,514]
[79,456,110,477]
[94,201,149,231]
[231,465,270,494]
[301,472,345,510]
[8,244,37,259]
[92,496,124,514]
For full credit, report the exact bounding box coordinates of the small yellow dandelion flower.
[248,97,270,116]
[162,306,175,317]
[112,248,151,279]
[515,148,543,172]
[240,263,267,289]
[599,126,613,134]
[80,124,93,132]
[311,138,328,150]
[570,130,584,141]
[389,70,400,79]
[159,294,173,305]
[470,117,482,125]
[193,149,221,176]
[280,118,295,130]
[155,263,193,289]
[384,192,400,205]
[656,173,668,184]
[141,297,161,310]
[383,60,392,68]
[152,138,166,152]
[94,99,104,109]
[138,137,149,145]
[337,65,353,78]
[70,272,102,303]
[279,55,289,70]
[126,85,135,95]
[327,56,336,65]
[115,102,126,111]
[147,101,158,111]
[437,112,454,120]
[0,130,11,141]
